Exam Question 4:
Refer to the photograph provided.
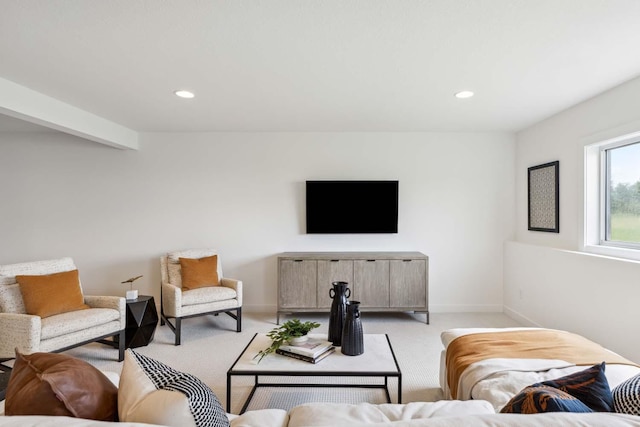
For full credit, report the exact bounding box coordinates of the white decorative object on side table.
[121,275,143,300]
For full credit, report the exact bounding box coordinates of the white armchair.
[160,249,242,345]
[0,257,126,366]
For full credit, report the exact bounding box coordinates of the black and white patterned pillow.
[118,349,229,427]
[613,374,640,415]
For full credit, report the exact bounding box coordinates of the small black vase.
[328,281,350,346]
[341,300,364,356]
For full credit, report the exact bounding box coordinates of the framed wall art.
[528,160,559,233]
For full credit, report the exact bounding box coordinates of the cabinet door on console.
[390,259,427,308]
[279,260,317,309]
[317,260,354,309]
[354,259,390,308]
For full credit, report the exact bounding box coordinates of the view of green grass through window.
[607,141,640,244]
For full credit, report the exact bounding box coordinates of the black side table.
[120,295,158,348]
[0,370,10,401]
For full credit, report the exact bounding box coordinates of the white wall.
[507,75,640,362]
[505,241,640,361]
[0,131,514,313]
[516,76,640,249]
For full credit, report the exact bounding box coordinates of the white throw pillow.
[118,349,229,427]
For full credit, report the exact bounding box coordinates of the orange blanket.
[446,329,637,399]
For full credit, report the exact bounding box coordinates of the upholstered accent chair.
[160,249,242,345]
[0,257,126,367]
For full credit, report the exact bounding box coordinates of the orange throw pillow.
[179,255,220,291]
[17,269,90,318]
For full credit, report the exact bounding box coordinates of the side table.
[0,370,10,401]
[120,295,158,348]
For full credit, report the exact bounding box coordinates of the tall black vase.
[328,281,350,346]
[341,300,364,356]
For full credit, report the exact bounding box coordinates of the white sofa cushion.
[287,401,495,426]
[227,409,289,427]
[2,413,640,427]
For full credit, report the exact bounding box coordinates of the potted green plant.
[254,319,321,363]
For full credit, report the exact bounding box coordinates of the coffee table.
[226,333,401,414]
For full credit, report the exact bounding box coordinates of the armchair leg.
[118,330,125,362]
[160,285,166,326]
[161,313,181,346]
[225,308,242,332]
[175,318,181,346]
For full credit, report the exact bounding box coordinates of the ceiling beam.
[0,77,138,150]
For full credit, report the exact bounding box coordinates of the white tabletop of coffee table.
[230,333,400,374]
[226,333,402,413]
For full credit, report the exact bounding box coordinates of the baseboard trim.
[242,304,277,314]
[503,305,541,327]
[243,304,505,314]
[429,304,503,313]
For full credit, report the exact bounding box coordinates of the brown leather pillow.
[16,269,90,318]
[5,350,118,421]
[179,255,220,291]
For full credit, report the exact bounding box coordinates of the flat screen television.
[306,180,399,234]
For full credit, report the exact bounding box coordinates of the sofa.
[2,340,640,427]
[3,402,640,426]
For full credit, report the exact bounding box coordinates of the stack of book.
[276,338,335,364]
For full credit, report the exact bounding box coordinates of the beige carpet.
[61,311,520,414]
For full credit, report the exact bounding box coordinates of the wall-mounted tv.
[306,180,399,234]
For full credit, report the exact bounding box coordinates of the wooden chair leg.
[236,307,242,332]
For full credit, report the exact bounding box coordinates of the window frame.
[583,129,640,261]
[599,140,640,250]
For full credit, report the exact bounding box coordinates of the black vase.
[328,281,350,346]
[341,300,364,356]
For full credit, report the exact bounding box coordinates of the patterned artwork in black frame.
[528,160,559,233]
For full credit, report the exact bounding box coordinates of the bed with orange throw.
[439,328,640,411]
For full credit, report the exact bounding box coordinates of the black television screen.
[306,180,399,234]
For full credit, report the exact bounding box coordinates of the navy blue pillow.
[501,385,592,414]
[536,362,613,412]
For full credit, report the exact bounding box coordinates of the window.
[603,141,640,247]
[584,131,640,260]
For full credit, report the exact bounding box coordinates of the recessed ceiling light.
[455,90,474,99]
[174,90,195,99]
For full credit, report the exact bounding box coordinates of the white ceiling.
[2,0,640,133]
